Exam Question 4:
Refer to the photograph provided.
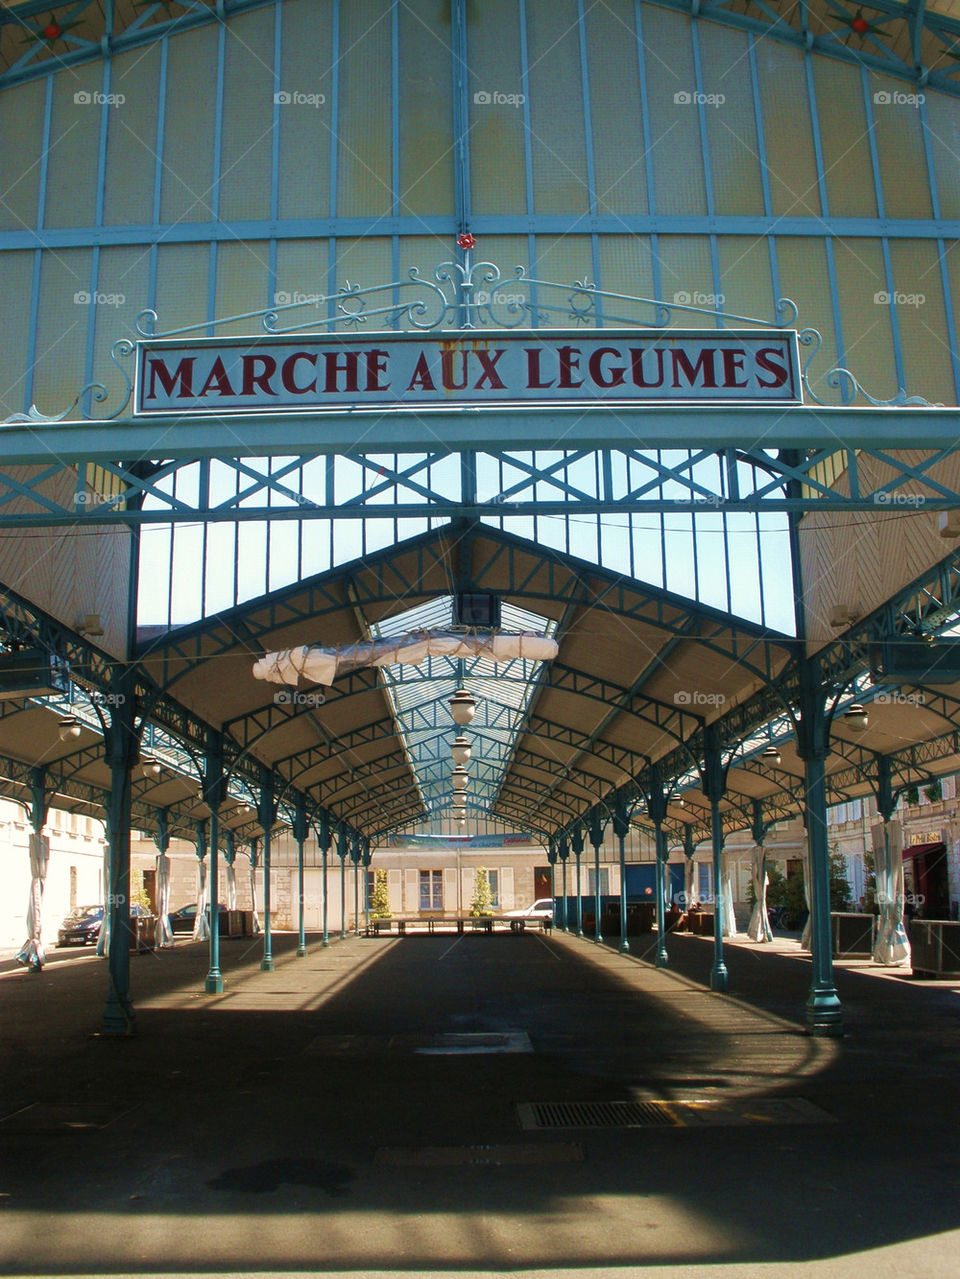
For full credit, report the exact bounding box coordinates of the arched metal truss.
[4,526,960,854]
[3,0,960,99]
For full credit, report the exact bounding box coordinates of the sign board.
[134,329,802,417]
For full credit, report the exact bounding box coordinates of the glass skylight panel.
[365,594,554,827]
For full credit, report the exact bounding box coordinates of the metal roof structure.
[5,0,960,97]
[4,521,960,857]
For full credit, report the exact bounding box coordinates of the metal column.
[203,733,225,993]
[612,792,630,954]
[293,793,309,957]
[796,662,843,1035]
[702,733,728,993]
[258,769,275,972]
[102,673,137,1034]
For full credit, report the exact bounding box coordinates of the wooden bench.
[365,915,553,937]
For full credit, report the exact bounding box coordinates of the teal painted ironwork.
[203,732,226,994]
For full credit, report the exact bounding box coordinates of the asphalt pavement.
[1,925,959,1279]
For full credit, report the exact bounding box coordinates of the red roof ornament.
[457,233,476,251]
[843,9,884,39]
[22,15,81,46]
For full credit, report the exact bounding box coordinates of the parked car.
[504,898,554,921]
[56,903,152,947]
[168,903,228,934]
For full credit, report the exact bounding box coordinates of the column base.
[710,963,729,992]
[805,988,844,1036]
[655,950,669,968]
[260,956,275,971]
[322,937,330,948]
[204,973,224,994]
[101,995,136,1036]
[296,944,307,957]
[619,939,630,954]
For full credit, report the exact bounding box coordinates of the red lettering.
[588,347,626,388]
[441,350,470,390]
[406,351,436,392]
[756,347,789,389]
[198,356,236,398]
[525,348,554,389]
[629,347,665,388]
[323,351,360,393]
[241,354,277,397]
[473,348,506,390]
[365,349,390,391]
[721,348,748,388]
[146,356,195,400]
[281,352,317,395]
[670,348,718,389]
[557,346,583,389]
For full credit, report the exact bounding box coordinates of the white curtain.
[97,840,110,958]
[746,845,773,942]
[873,819,910,966]
[720,851,738,937]
[249,855,261,933]
[192,860,210,941]
[226,860,238,911]
[801,854,814,950]
[683,857,696,909]
[17,833,49,970]
[155,854,174,948]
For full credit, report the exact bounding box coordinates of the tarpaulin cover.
[16,833,49,970]
[155,854,174,948]
[193,860,210,942]
[253,630,559,687]
[746,844,773,942]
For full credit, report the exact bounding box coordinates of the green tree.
[829,846,851,911]
[369,868,391,918]
[470,866,494,917]
[861,847,877,912]
[748,862,789,909]
[130,868,151,913]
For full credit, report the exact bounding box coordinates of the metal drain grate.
[517,1100,681,1130]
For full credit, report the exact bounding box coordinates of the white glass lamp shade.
[449,689,477,725]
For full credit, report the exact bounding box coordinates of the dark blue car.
[168,903,229,934]
[56,904,152,947]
